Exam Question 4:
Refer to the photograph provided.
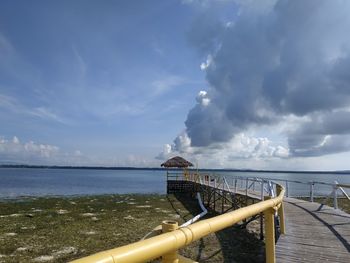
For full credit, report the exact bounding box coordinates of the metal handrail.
[190,173,349,207]
[168,171,344,186]
[71,173,285,263]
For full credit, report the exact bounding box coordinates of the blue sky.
[0,0,214,165]
[2,0,350,170]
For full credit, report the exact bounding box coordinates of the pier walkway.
[276,198,350,262]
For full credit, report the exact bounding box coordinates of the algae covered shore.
[0,194,263,263]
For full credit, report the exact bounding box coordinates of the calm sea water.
[0,168,350,198]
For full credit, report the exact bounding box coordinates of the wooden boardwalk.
[199,181,350,261]
[276,198,350,262]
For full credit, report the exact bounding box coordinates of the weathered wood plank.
[276,198,350,262]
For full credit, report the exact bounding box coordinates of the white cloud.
[12,136,20,144]
[274,145,289,158]
[200,55,213,71]
[196,90,210,106]
[156,144,173,160]
[30,107,65,123]
[0,94,19,112]
[0,135,90,165]
[0,93,67,124]
[157,131,289,168]
[0,136,60,162]
[0,135,162,167]
[173,131,192,153]
[24,141,59,158]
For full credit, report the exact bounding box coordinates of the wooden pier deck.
[276,198,350,262]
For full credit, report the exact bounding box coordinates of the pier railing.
[72,172,286,263]
[167,172,279,199]
[168,172,350,209]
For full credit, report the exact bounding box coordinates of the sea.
[0,168,350,198]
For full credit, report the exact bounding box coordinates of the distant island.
[1,164,350,174]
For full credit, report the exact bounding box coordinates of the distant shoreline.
[1,164,350,175]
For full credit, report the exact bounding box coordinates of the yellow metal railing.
[71,182,285,263]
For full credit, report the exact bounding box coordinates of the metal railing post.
[310,182,314,202]
[285,180,289,197]
[264,197,276,263]
[245,178,248,196]
[333,182,338,209]
[161,221,179,263]
[276,185,286,235]
[214,177,217,211]
[259,180,265,241]
[235,179,238,193]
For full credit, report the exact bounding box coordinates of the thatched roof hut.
[161,156,193,168]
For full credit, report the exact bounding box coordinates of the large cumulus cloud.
[182,0,350,157]
[157,131,289,163]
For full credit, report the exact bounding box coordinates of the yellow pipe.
[178,255,198,263]
[71,186,285,263]
[276,185,286,235]
[264,207,275,263]
[162,221,179,263]
[278,202,286,234]
[141,225,162,240]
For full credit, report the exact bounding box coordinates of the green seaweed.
[0,194,263,262]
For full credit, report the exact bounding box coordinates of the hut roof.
[161,156,194,168]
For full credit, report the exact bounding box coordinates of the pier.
[72,172,350,263]
[167,172,350,262]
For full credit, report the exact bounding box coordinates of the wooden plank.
[276,198,350,262]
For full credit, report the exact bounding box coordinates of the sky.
[1,0,350,170]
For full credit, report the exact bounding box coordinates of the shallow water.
[0,168,165,197]
[0,168,349,197]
